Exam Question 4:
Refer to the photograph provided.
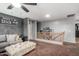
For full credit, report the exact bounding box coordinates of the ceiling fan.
[7,3,37,12]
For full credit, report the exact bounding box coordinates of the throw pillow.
[15,34,19,41]
[7,34,17,42]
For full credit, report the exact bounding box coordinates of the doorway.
[75,23,79,43]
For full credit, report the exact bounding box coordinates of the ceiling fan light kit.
[12,3,21,8]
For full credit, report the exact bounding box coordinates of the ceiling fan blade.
[23,3,37,5]
[7,4,30,12]
[21,5,29,12]
[7,4,14,9]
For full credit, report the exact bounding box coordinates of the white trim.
[35,39,63,45]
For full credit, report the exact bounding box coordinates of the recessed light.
[45,14,51,18]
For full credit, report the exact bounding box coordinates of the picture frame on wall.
[0,16,18,25]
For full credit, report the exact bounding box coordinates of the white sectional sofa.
[5,41,36,56]
[0,34,23,52]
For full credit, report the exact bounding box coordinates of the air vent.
[67,14,75,17]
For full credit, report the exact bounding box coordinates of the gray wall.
[0,13,23,35]
[32,21,37,39]
[38,17,76,43]
[37,22,41,32]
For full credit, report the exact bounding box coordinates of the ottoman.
[5,41,36,56]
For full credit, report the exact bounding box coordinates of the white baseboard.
[35,39,63,45]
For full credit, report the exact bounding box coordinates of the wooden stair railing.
[53,32,64,40]
[37,32,64,42]
[52,32,64,42]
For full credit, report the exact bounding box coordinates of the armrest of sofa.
[0,42,10,48]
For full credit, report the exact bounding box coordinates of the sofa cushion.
[0,35,6,43]
[7,34,17,42]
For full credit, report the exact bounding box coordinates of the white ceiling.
[0,3,79,21]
